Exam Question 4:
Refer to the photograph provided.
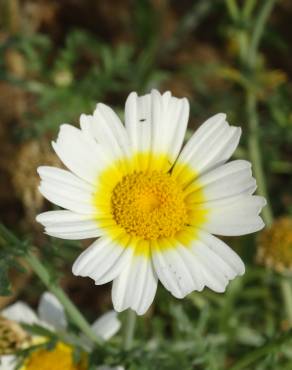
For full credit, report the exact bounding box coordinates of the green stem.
[229,330,292,370]
[242,0,276,227]
[228,2,288,369]
[238,31,248,62]
[123,309,137,350]
[225,0,239,21]
[225,0,247,62]
[24,251,102,346]
[248,0,277,68]
[246,90,273,226]
[242,0,256,20]
[280,278,292,328]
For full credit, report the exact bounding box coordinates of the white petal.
[38,166,94,193]
[91,104,131,159]
[152,232,245,298]
[198,230,245,276]
[174,113,241,183]
[37,166,95,218]
[125,92,151,154]
[37,165,96,215]
[38,178,94,215]
[52,124,109,184]
[151,90,189,164]
[112,247,158,315]
[44,229,102,240]
[188,232,245,293]
[38,292,67,331]
[79,114,96,140]
[191,241,230,292]
[124,92,152,171]
[186,160,257,202]
[1,302,39,325]
[201,195,266,235]
[36,211,102,240]
[175,113,227,164]
[36,210,93,225]
[125,90,189,169]
[152,241,199,299]
[72,237,133,285]
[90,311,121,340]
[0,355,16,370]
[174,244,206,291]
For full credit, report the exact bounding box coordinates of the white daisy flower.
[36,90,266,315]
[0,292,121,370]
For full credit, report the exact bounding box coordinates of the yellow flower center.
[22,342,87,370]
[111,171,188,240]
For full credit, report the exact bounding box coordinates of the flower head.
[257,217,292,274]
[36,90,266,315]
[0,292,121,370]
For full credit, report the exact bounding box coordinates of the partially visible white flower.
[0,292,121,370]
[2,291,120,341]
[0,315,28,370]
[0,354,16,370]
